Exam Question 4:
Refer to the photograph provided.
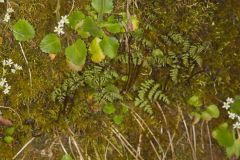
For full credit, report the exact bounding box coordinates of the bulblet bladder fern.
[134,79,169,115]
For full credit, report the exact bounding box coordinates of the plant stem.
[206,122,214,160]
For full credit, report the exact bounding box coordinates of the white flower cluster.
[1,59,22,94]
[3,7,14,23]
[54,15,69,36]
[222,97,240,129]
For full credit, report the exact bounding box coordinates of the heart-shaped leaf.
[212,123,235,147]
[12,19,35,41]
[91,0,113,14]
[206,104,220,118]
[40,34,61,54]
[89,37,105,63]
[100,36,119,59]
[65,39,87,66]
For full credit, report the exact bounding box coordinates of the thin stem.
[18,42,32,89]
[206,122,213,160]
[12,137,35,159]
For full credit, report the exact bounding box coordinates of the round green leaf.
[100,22,123,33]
[100,36,119,59]
[212,123,234,147]
[89,37,105,63]
[12,19,35,41]
[91,0,113,14]
[61,154,73,160]
[201,111,212,121]
[187,95,202,108]
[65,39,87,66]
[113,115,123,125]
[40,34,61,54]
[206,104,220,118]
[5,127,15,136]
[103,103,116,114]
[190,112,201,124]
[4,136,14,144]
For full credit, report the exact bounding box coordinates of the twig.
[12,137,35,159]
[103,136,124,157]
[149,140,162,160]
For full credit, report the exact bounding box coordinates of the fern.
[52,72,84,103]
[135,80,169,115]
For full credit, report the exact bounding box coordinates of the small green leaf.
[68,11,85,29]
[89,37,105,63]
[212,123,234,147]
[4,136,14,144]
[12,19,35,41]
[83,17,103,37]
[190,112,201,124]
[61,154,73,160]
[100,36,119,59]
[103,103,116,114]
[65,39,87,66]
[40,34,61,54]
[201,111,212,121]
[152,49,164,57]
[206,104,220,118]
[121,105,129,114]
[91,0,113,14]
[187,95,202,108]
[5,127,15,136]
[113,115,123,125]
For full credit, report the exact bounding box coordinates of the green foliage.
[52,73,84,103]
[12,19,35,41]
[113,115,123,125]
[40,34,61,54]
[5,127,15,136]
[135,80,169,115]
[212,123,234,147]
[187,95,202,108]
[100,36,119,59]
[65,39,87,66]
[61,154,73,160]
[89,37,105,63]
[103,103,116,114]
[3,136,14,144]
[91,0,113,14]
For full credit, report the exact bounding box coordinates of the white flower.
[228,112,236,120]
[60,15,69,24]
[233,122,240,129]
[7,7,14,13]
[226,97,234,104]
[54,26,64,36]
[58,21,64,28]
[11,68,16,74]
[3,84,11,94]
[14,64,22,70]
[0,78,7,87]
[6,59,13,66]
[222,102,230,110]
[3,13,10,22]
